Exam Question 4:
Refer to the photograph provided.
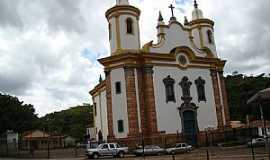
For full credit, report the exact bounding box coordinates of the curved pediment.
[142,20,216,58]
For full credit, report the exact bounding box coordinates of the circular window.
[178,55,187,66]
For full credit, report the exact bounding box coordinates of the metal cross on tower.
[169,4,175,19]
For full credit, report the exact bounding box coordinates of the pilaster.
[210,70,224,129]
[143,66,158,135]
[124,66,140,137]
[218,71,230,125]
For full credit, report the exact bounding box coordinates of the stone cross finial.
[99,74,103,83]
[194,0,198,9]
[184,16,189,25]
[158,11,164,22]
[169,4,175,18]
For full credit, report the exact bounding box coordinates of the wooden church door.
[183,110,198,145]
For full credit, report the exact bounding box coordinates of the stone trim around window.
[163,75,176,103]
[195,76,206,102]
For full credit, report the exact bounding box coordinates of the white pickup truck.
[86,143,128,159]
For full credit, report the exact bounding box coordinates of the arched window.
[207,30,213,44]
[109,23,112,40]
[117,120,124,133]
[115,81,121,94]
[126,18,133,34]
[163,75,176,103]
[195,77,206,102]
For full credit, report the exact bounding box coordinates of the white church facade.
[90,0,230,145]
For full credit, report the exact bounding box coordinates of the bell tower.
[189,0,217,56]
[116,0,129,5]
[106,0,141,55]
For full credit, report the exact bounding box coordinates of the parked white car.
[86,143,128,159]
[166,143,192,154]
[247,138,268,147]
[133,145,166,156]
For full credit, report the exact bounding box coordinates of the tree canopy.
[0,93,38,135]
[0,93,93,141]
[225,73,270,122]
[38,104,93,141]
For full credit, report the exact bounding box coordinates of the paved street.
[1,146,268,160]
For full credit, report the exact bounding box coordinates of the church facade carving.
[195,76,207,102]
[163,75,176,103]
[89,0,230,146]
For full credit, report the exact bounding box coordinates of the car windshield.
[98,144,103,148]
[175,144,181,148]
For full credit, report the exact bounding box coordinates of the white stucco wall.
[201,27,217,56]
[119,15,140,50]
[134,68,141,132]
[109,17,117,53]
[100,91,108,140]
[93,90,108,141]
[153,66,218,134]
[150,23,191,54]
[149,22,218,58]
[110,68,129,138]
[93,96,101,138]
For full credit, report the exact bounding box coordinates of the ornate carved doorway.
[182,110,198,145]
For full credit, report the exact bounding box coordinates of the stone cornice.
[89,80,106,97]
[106,5,141,20]
[188,19,214,26]
[98,49,226,71]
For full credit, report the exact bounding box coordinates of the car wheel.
[93,153,99,159]
[118,151,124,158]
[157,152,162,156]
[171,151,175,155]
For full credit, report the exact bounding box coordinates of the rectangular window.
[115,82,121,94]
[94,103,97,116]
[117,120,124,133]
[109,144,115,149]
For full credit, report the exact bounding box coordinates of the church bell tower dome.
[106,0,141,55]
[192,0,204,20]
[116,0,129,5]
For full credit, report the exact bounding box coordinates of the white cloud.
[0,0,269,116]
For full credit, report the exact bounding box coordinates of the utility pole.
[247,115,255,160]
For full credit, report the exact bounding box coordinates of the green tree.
[0,93,38,135]
[38,104,93,141]
[225,73,270,122]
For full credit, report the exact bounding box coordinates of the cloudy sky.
[0,0,269,116]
